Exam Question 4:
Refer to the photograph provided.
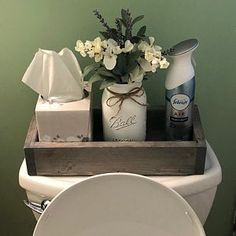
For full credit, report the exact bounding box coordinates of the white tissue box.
[35,93,92,142]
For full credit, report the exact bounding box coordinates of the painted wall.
[0,0,235,235]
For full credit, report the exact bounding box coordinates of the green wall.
[0,0,235,235]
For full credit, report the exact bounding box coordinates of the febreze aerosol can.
[165,39,199,140]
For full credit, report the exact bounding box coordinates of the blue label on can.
[166,77,195,138]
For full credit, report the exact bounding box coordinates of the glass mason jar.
[102,82,147,141]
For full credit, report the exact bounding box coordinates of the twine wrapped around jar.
[106,86,148,117]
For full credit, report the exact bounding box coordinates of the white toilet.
[19,142,222,236]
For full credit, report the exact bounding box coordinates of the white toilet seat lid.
[34,173,205,236]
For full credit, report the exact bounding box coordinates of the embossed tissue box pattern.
[35,94,92,142]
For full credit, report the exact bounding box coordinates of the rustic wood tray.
[24,106,206,176]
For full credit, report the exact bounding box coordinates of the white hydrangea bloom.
[92,37,103,54]
[144,47,156,62]
[137,36,168,73]
[101,40,108,48]
[75,34,169,82]
[87,49,95,58]
[138,41,149,52]
[102,39,123,70]
[113,46,122,55]
[138,57,159,73]
[149,37,155,46]
[106,39,122,54]
[75,37,108,62]
[107,38,117,46]
[159,58,170,69]
[123,40,134,53]
[91,37,106,62]
[95,53,103,62]
[84,40,93,51]
[154,45,162,51]
[75,40,86,57]
[103,47,118,70]
[129,65,145,82]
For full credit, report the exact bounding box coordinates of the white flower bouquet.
[75,9,169,89]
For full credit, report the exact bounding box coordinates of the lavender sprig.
[93,9,112,32]
[115,18,124,46]
[162,48,175,56]
[125,9,133,40]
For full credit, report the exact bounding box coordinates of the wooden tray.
[24,106,206,176]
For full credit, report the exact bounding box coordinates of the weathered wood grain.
[23,106,206,176]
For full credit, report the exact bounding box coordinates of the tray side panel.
[24,115,38,175]
[32,146,198,176]
[192,106,207,174]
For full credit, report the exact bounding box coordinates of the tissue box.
[35,93,92,142]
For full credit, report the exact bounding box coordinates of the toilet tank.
[19,142,222,224]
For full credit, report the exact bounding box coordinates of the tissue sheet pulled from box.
[35,95,92,142]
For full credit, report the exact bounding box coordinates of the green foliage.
[108,51,141,83]
[83,63,100,77]
[100,78,117,89]
[132,15,144,25]
[87,67,119,88]
[137,26,146,37]
[77,9,169,89]
[86,9,152,88]
[93,9,147,46]
[90,9,149,86]
[85,50,141,86]
[88,73,103,85]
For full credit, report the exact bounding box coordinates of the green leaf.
[83,64,100,77]
[112,67,123,76]
[121,74,129,83]
[131,36,142,43]
[137,26,146,37]
[110,28,120,40]
[121,9,129,26]
[119,18,127,27]
[142,36,150,42]
[127,61,138,74]
[132,15,144,25]
[126,51,141,74]
[88,73,103,85]
[116,18,122,30]
[129,51,142,61]
[99,78,116,89]
[116,54,128,75]
[125,28,132,40]
[97,68,117,78]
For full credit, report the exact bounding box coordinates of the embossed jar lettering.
[102,82,147,141]
[109,115,137,130]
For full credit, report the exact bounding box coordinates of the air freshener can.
[165,39,199,140]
